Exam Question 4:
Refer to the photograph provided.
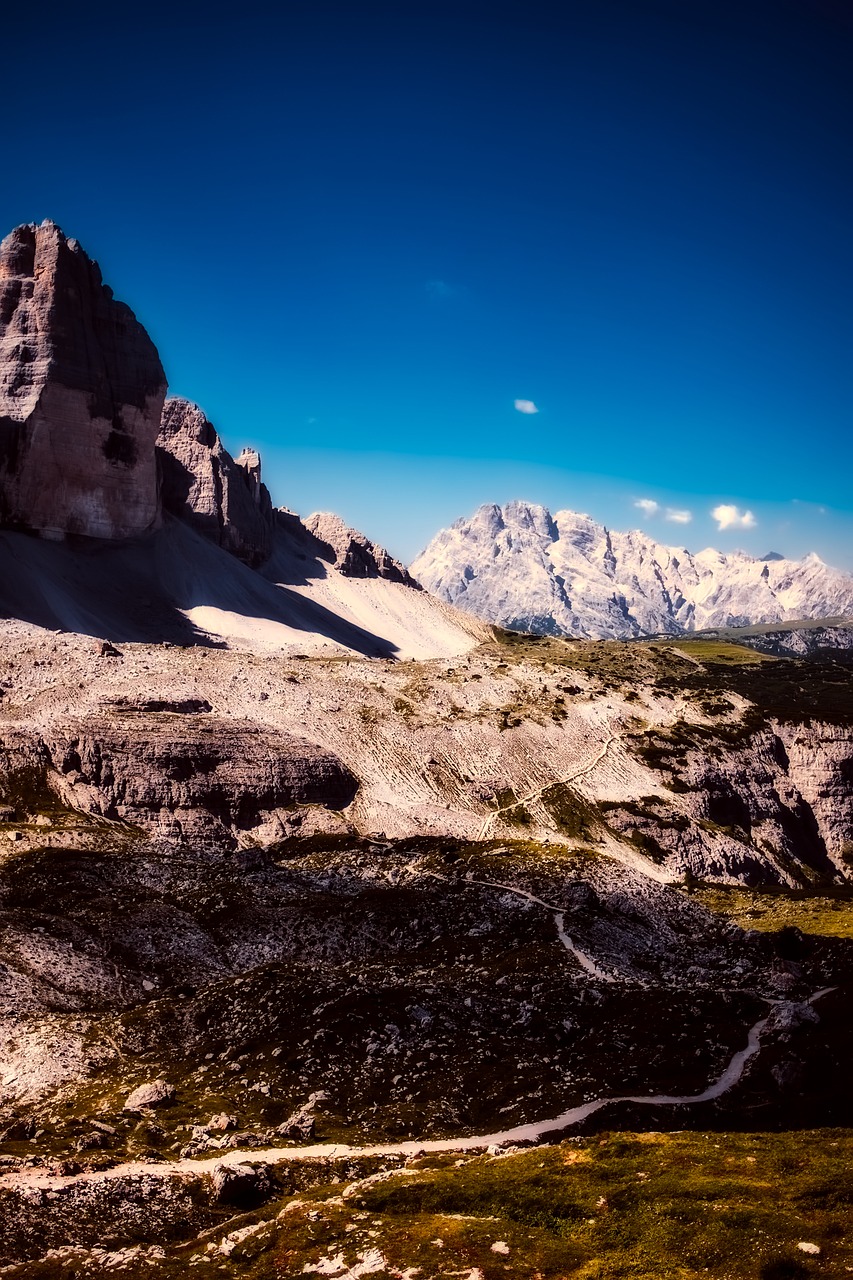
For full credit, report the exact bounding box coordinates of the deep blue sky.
[4,0,852,565]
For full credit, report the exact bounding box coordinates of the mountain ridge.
[0,220,481,661]
[411,499,853,639]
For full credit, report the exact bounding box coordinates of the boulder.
[276,1106,315,1140]
[157,397,274,566]
[123,1079,176,1111]
[210,1161,276,1207]
[0,1116,35,1141]
[208,1113,238,1132]
[76,1130,110,1152]
[0,221,166,539]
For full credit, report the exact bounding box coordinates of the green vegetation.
[490,626,853,728]
[340,1131,853,1279]
[540,782,602,841]
[501,801,533,826]
[10,1130,850,1277]
[695,882,853,940]
[651,638,773,665]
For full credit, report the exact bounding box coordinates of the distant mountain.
[411,500,853,639]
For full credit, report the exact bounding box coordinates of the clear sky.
[4,0,852,566]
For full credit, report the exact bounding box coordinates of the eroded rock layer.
[0,714,357,850]
[0,221,165,539]
[45,716,358,848]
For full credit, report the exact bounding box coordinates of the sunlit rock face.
[413,501,853,639]
[0,220,166,539]
[157,397,275,567]
[305,510,421,586]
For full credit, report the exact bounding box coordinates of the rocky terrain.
[412,500,853,639]
[699,616,853,658]
[0,620,850,1273]
[305,511,420,587]
[0,222,849,1276]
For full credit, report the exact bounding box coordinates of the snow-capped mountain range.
[411,500,853,639]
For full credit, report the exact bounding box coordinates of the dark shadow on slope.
[0,518,399,657]
[259,509,340,587]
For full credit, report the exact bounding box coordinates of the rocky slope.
[0,621,849,882]
[412,500,853,639]
[0,625,851,1271]
[0,221,166,540]
[0,221,482,662]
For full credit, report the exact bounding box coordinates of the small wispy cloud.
[514,399,539,415]
[634,498,659,518]
[665,508,692,524]
[426,279,455,299]
[712,503,757,531]
[792,498,828,515]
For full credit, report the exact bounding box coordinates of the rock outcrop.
[412,501,853,639]
[734,621,853,658]
[157,398,275,567]
[0,221,166,540]
[43,716,358,847]
[306,511,420,587]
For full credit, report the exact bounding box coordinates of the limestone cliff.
[46,714,358,848]
[0,221,165,539]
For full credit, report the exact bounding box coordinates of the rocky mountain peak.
[235,448,263,500]
[412,500,853,638]
[0,220,166,539]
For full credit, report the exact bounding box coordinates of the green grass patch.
[694,883,853,939]
[649,638,774,665]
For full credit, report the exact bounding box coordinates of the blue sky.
[3,0,852,566]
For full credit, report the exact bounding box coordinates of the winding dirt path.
[476,733,619,840]
[466,876,617,982]
[3,991,834,1193]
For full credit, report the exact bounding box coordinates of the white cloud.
[514,399,539,414]
[712,503,757,531]
[665,508,692,524]
[634,498,659,518]
[426,279,455,298]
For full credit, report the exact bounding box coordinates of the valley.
[0,623,851,1276]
